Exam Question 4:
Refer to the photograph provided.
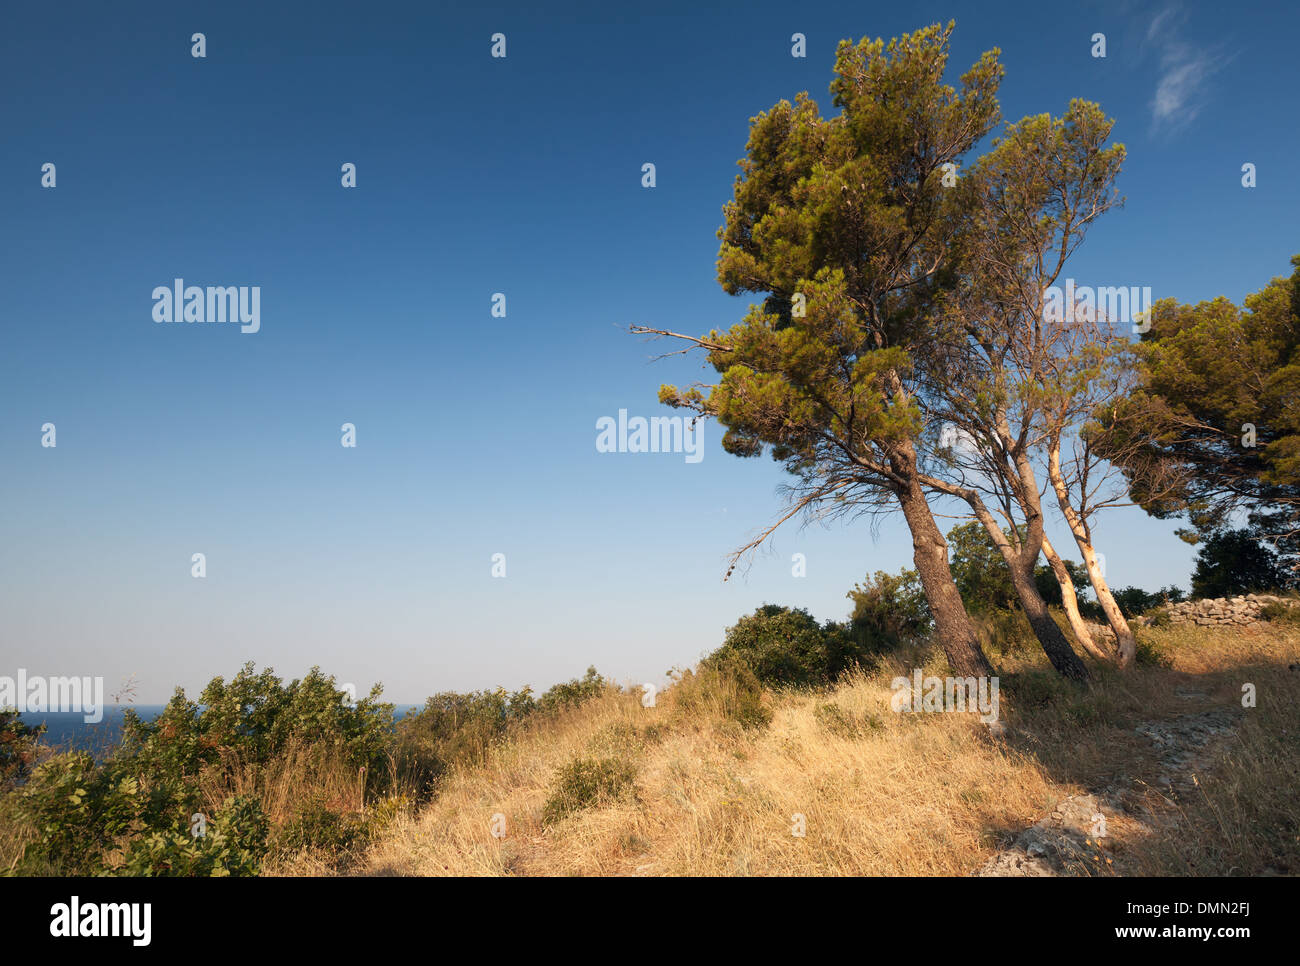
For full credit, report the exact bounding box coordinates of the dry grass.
[1113,623,1300,875]
[0,804,38,872]
[198,738,369,828]
[8,622,1290,876]
[359,666,1054,876]
[353,622,1300,876]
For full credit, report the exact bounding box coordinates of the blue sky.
[1,0,1296,702]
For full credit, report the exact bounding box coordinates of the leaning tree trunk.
[1047,444,1137,668]
[989,414,1089,679]
[896,477,995,679]
[962,497,1090,680]
[1077,541,1136,668]
[1041,535,1113,662]
[1005,559,1089,680]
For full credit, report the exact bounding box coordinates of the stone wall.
[1160,594,1295,626]
[1082,595,1295,639]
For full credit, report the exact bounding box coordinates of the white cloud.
[1145,6,1179,43]
[1145,7,1225,133]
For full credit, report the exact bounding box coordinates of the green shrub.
[847,569,932,653]
[395,686,534,798]
[9,752,190,875]
[1112,585,1185,619]
[272,797,369,854]
[120,663,396,795]
[1033,558,1092,610]
[121,795,269,877]
[947,522,1018,613]
[7,752,270,876]
[394,669,609,801]
[0,710,45,791]
[2,662,628,874]
[266,792,406,859]
[542,756,637,824]
[537,667,608,714]
[5,663,395,875]
[707,604,862,688]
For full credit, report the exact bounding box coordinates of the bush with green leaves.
[946,522,1018,613]
[271,796,370,854]
[0,710,45,791]
[946,522,1105,622]
[121,795,269,877]
[9,751,271,876]
[6,663,391,875]
[3,662,620,874]
[394,667,609,799]
[707,604,866,688]
[120,663,395,794]
[537,666,608,714]
[10,751,193,875]
[394,686,534,797]
[1032,557,1092,611]
[846,569,931,652]
[542,755,637,825]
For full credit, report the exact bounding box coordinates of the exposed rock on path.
[976,706,1243,876]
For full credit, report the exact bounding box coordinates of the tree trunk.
[993,413,1088,679]
[1041,535,1113,662]
[1047,442,1137,668]
[962,498,1090,680]
[1006,558,1089,680]
[1078,541,1136,669]
[895,477,995,678]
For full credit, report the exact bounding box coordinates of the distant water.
[20,704,423,759]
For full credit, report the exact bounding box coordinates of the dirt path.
[976,701,1243,876]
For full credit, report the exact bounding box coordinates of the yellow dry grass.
[354,621,1300,876]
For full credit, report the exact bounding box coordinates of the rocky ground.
[977,697,1244,876]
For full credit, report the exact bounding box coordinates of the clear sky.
[2,0,1296,702]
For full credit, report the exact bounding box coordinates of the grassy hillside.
[328,621,1299,877]
[6,620,1296,877]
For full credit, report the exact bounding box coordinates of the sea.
[19,704,424,759]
